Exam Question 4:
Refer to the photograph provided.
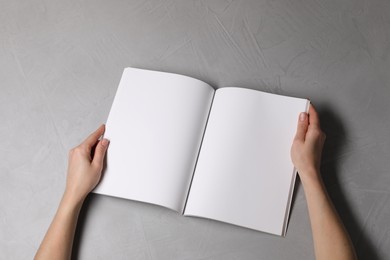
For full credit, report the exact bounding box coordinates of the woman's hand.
[291,104,326,183]
[65,124,109,205]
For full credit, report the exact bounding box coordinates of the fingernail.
[299,112,307,121]
[101,138,109,147]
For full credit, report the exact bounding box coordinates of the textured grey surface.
[1,0,389,259]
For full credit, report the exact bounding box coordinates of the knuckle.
[92,162,103,171]
[311,128,322,137]
[70,145,85,156]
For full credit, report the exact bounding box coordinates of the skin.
[291,105,357,260]
[34,125,109,260]
[35,105,356,260]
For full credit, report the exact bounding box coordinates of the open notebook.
[93,68,309,236]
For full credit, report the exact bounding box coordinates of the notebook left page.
[93,68,215,213]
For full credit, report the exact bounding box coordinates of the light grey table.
[1,0,389,259]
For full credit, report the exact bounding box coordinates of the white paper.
[184,87,309,235]
[93,68,215,212]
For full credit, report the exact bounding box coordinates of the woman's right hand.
[291,104,326,183]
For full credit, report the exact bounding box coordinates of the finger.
[83,125,105,149]
[92,138,109,168]
[308,104,321,127]
[294,112,309,141]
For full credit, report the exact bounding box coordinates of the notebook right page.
[184,87,309,236]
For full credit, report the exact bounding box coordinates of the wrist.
[298,168,323,188]
[62,190,85,210]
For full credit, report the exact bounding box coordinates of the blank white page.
[93,68,214,213]
[185,87,308,235]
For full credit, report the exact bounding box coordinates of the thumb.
[92,138,109,169]
[294,112,309,141]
